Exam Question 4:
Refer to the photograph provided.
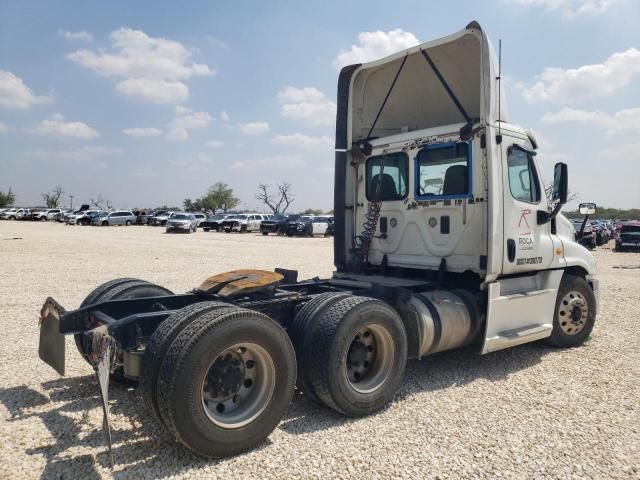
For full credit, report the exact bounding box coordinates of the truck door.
[501,141,554,274]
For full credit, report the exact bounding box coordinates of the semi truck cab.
[333,20,598,354]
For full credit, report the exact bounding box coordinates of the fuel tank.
[399,289,484,357]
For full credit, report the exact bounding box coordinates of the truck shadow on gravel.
[0,342,549,479]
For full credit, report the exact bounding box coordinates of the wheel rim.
[344,324,394,394]
[558,290,589,335]
[201,342,275,429]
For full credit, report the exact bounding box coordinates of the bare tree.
[90,194,113,211]
[41,185,64,208]
[543,180,579,205]
[255,182,294,214]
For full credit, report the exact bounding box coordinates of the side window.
[365,152,408,201]
[507,147,541,204]
[416,142,470,198]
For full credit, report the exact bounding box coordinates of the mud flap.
[38,297,66,376]
[93,332,115,468]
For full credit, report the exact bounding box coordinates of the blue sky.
[1,0,639,210]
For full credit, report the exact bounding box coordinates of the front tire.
[156,308,296,458]
[547,274,596,348]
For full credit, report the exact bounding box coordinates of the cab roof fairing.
[341,21,508,149]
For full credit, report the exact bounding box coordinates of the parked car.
[0,208,18,220]
[32,208,63,221]
[201,214,232,232]
[615,221,640,251]
[91,210,136,226]
[149,210,173,226]
[14,208,31,220]
[66,210,101,225]
[260,213,299,235]
[55,209,75,222]
[166,212,198,233]
[222,214,266,233]
[286,216,332,237]
[192,213,206,227]
[570,219,596,250]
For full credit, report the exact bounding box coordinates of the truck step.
[483,323,552,353]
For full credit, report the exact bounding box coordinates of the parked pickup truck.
[201,214,232,232]
[615,221,640,251]
[222,214,267,233]
[32,208,63,221]
[260,214,299,235]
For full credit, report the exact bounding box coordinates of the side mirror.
[579,202,596,215]
[552,162,568,204]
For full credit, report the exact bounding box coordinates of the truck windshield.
[365,152,408,201]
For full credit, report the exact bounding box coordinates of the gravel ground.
[0,221,638,479]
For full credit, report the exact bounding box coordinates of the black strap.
[366,55,408,140]
[420,49,472,124]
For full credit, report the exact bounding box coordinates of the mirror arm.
[537,203,563,225]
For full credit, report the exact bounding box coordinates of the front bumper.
[167,223,191,230]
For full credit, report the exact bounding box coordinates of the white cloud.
[67,27,214,104]
[271,133,333,151]
[522,48,640,103]
[206,140,224,148]
[229,155,306,170]
[334,29,419,69]
[220,111,230,122]
[58,30,93,42]
[206,36,229,49]
[166,128,189,142]
[277,86,336,126]
[238,121,270,135]
[505,0,619,18]
[170,106,212,129]
[26,145,122,164]
[34,114,99,139]
[115,78,189,104]
[0,122,12,133]
[0,70,52,110]
[541,106,640,136]
[123,127,163,138]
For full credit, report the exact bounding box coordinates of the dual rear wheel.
[141,302,296,458]
[290,294,408,417]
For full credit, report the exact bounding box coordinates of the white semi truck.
[38,21,598,462]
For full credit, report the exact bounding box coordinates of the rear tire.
[289,292,351,403]
[547,274,596,348]
[306,296,407,417]
[262,231,268,236]
[75,278,173,382]
[141,301,231,427]
[203,228,210,232]
[126,220,132,226]
[156,308,296,458]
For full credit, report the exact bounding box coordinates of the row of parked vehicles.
[0,206,335,237]
[569,218,639,251]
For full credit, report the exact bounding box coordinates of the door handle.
[507,239,516,262]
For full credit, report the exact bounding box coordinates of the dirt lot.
[0,221,638,479]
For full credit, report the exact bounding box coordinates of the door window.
[507,147,541,204]
[365,152,408,201]
[416,142,470,198]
